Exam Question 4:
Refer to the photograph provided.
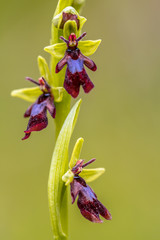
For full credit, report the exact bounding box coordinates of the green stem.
[48,1,85,239]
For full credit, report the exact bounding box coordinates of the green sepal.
[37,56,51,85]
[63,20,77,39]
[62,169,74,186]
[53,6,86,30]
[69,137,84,169]
[44,43,66,59]
[79,168,105,183]
[11,86,64,103]
[78,39,101,56]
[11,87,41,103]
[48,99,82,239]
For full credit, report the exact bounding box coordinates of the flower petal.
[82,54,97,71]
[11,87,42,103]
[78,39,101,56]
[79,168,105,183]
[55,54,68,73]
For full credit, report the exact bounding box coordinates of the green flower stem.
[48,1,85,240]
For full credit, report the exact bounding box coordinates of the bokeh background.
[1,0,160,239]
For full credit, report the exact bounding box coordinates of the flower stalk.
[48,1,85,240]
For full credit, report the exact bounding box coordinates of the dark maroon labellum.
[56,32,97,98]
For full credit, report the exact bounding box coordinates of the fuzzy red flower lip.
[56,32,97,98]
[22,77,56,140]
[70,159,112,223]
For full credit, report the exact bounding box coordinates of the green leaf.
[44,43,66,59]
[63,20,77,39]
[37,56,51,84]
[78,39,102,56]
[11,87,41,103]
[79,168,105,183]
[69,137,84,169]
[48,99,82,240]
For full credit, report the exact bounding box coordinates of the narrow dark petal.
[46,96,56,118]
[77,32,87,42]
[26,77,40,86]
[56,54,68,73]
[59,36,69,44]
[80,54,97,71]
[82,158,96,168]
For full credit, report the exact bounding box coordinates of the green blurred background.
[1,0,160,239]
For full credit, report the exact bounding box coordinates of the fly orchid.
[70,159,112,223]
[22,77,56,140]
[56,32,97,98]
[62,138,112,223]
